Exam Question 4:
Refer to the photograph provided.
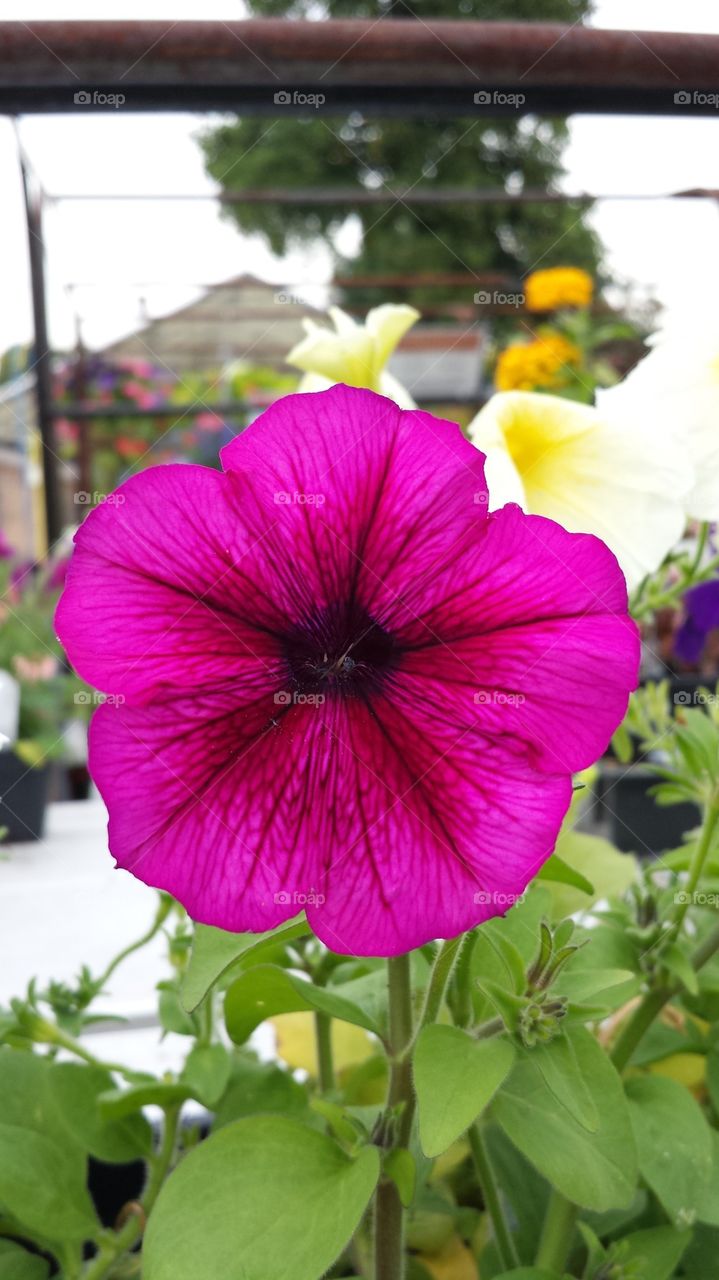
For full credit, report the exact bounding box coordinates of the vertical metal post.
[18,142,62,548]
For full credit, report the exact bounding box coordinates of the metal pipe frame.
[1,20,719,116]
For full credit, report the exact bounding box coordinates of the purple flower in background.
[675,579,719,665]
[0,531,14,560]
[47,557,70,592]
[9,561,34,599]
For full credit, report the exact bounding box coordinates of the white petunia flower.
[287,303,419,407]
[468,390,693,589]
[598,327,719,521]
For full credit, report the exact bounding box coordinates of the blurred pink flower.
[13,654,57,683]
[194,411,225,432]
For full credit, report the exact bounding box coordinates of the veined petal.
[55,465,287,705]
[90,680,570,956]
[394,504,640,775]
[220,385,488,626]
[58,384,640,956]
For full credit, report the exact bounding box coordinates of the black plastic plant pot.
[0,751,49,842]
[601,764,701,856]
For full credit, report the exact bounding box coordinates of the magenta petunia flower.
[56,385,639,956]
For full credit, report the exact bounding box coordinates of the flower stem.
[96,895,171,992]
[406,933,463,1054]
[82,1103,181,1279]
[451,931,476,1028]
[535,1190,578,1272]
[534,912,719,1272]
[374,954,413,1280]
[610,985,671,1074]
[672,801,719,935]
[468,1124,519,1271]
[314,1011,334,1093]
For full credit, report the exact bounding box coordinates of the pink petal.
[220,384,490,625]
[56,385,640,955]
[56,465,288,705]
[89,690,570,956]
[396,505,640,774]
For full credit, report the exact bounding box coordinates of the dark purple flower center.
[282,600,398,698]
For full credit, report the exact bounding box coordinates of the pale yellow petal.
[469,391,691,588]
[365,303,421,369]
[287,326,376,387]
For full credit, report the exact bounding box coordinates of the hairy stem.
[535,1190,579,1273]
[672,802,719,935]
[96,896,171,993]
[82,1103,181,1280]
[374,954,413,1280]
[406,933,464,1054]
[468,1124,520,1271]
[314,1011,335,1093]
[534,915,719,1272]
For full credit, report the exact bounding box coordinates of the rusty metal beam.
[46,187,719,206]
[1,20,719,116]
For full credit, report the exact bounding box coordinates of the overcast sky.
[1,0,719,355]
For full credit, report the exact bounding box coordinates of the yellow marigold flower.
[525,266,594,312]
[495,333,581,392]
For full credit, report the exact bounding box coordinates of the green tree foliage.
[201,0,602,306]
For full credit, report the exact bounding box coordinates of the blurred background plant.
[491,265,645,403]
[0,538,82,768]
[54,357,298,495]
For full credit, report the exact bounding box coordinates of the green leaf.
[553,924,641,1012]
[384,1147,416,1208]
[491,1272,557,1279]
[469,888,554,1023]
[49,1062,152,1162]
[0,1048,98,1241]
[182,917,308,1012]
[99,1080,194,1121]
[0,1241,49,1280]
[532,1032,599,1132]
[212,1056,308,1129]
[694,1128,719,1227]
[543,829,637,919]
[616,1225,691,1279]
[180,1044,232,1108]
[553,966,636,1007]
[536,853,594,896]
[707,1044,719,1114]
[143,1116,380,1280]
[224,965,382,1043]
[414,1025,515,1157]
[626,1075,713,1225]
[158,984,196,1036]
[663,942,700,995]
[493,1026,638,1211]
